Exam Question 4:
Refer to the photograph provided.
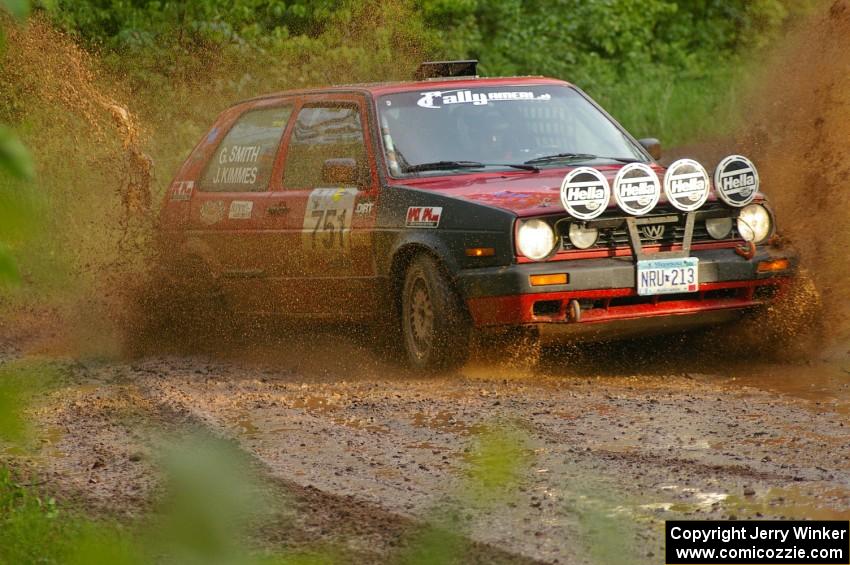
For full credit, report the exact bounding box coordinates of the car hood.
[394,164,670,217]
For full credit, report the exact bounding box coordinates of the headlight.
[517,219,556,260]
[568,223,599,249]
[705,217,733,240]
[737,204,771,243]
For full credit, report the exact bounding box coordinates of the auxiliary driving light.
[567,223,599,249]
[705,217,733,240]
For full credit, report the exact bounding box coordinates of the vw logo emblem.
[640,224,666,240]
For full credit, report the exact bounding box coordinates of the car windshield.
[378,84,647,177]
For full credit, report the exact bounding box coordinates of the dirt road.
[4,326,848,564]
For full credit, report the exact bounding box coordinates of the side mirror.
[322,158,359,185]
[638,138,662,161]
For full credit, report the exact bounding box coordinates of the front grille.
[558,203,739,252]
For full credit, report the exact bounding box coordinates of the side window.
[200,105,292,192]
[283,103,367,189]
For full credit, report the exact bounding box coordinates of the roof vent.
[414,60,478,81]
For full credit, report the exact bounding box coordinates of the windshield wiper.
[404,160,539,173]
[524,153,641,165]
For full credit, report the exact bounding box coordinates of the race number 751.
[310,208,347,249]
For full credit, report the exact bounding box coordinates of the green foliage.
[0,0,32,284]
[0,432,331,564]
[49,0,343,51]
[0,0,29,20]
[37,0,817,146]
[419,0,816,144]
[153,437,280,565]
[0,124,33,180]
[0,361,61,443]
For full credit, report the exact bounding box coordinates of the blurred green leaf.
[0,126,35,180]
[0,245,20,283]
[150,435,278,564]
[0,361,61,442]
[0,0,29,19]
[399,523,465,565]
[465,425,528,495]
[66,526,142,565]
[0,382,25,441]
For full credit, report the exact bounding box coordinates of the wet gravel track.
[4,329,850,563]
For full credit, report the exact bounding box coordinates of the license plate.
[636,257,699,296]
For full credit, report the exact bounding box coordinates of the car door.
[263,94,380,317]
[187,102,294,314]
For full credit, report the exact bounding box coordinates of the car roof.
[240,76,573,107]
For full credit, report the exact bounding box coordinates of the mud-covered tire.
[401,254,471,372]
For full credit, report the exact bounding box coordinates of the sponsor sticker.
[613,163,661,216]
[714,155,759,207]
[560,167,610,220]
[417,90,551,109]
[406,206,442,228]
[199,200,225,225]
[228,200,253,220]
[355,201,375,216]
[664,159,710,212]
[170,180,194,202]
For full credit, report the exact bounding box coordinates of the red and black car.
[159,61,796,370]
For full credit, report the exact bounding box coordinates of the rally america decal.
[714,155,759,207]
[613,163,661,216]
[664,159,710,212]
[417,90,551,109]
[560,167,610,220]
[406,207,442,228]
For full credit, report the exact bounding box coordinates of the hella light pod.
[613,163,661,216]
[714,155,759,207]
[560,167,610,220]
[664,159,710,212]
[517,219,556,261]
[568,223,599,249]
[737,204,771,243]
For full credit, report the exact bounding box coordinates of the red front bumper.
[466,278,790,327]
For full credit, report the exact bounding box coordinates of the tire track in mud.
[16,354,541,564]
[5,331,850,564]
[109,351,850,564]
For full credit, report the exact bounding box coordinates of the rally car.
[158,60,796,370]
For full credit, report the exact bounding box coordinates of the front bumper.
[459,245,796,329]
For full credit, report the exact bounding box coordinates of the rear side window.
[283,104,366,189]
[200,105,292,192]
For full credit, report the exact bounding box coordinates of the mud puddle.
[3,321,850,563]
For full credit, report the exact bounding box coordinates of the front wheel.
[401,255,471,372]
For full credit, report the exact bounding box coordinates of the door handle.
[267,204,290,216]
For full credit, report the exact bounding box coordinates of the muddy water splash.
[0,16,155,355]
[735,0,850,351]
[2,16,152,224]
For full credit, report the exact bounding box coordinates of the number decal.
[302,188,357,252]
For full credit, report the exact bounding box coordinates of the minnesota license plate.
[636,257,699,296]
